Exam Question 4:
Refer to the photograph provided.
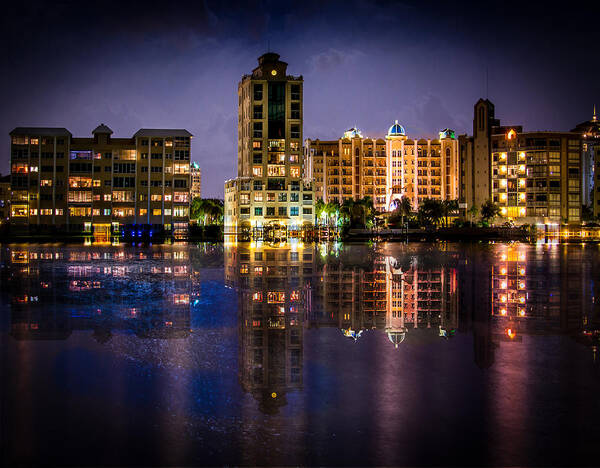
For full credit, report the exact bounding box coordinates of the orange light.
[507,328,516,339]
[501,281,507,289]
[519,309,525,317]
[500,308,507,315]
[501,267,507,275]
[519,296,526,303]
[507,129,516,140]
[501,295,507,302]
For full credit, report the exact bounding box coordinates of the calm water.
[1,242,599,466]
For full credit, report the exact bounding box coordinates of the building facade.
[224,53,314,239]
[460,99,584,224]
[304,123,459,212]
[571,107,600,217]
[0,174,10,222]
[9,125,192,240]
[190,162,202,200]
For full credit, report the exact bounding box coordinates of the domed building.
[304,120,459,215]
[385,120,459,212]
[387,120,406,138]
[343,127,364,139]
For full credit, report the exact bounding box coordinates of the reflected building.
[3,246,193,341]
[226,242,312,414]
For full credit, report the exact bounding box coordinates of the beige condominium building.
[459,99,583,225]
[304,123,459,212]
[190,162,202,199]
[224,53,314,239]
[9,125,192,241]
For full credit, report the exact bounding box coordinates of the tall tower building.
[190,162,202,199]
[225,53,314,239]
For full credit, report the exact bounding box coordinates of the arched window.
[478,106,485,131]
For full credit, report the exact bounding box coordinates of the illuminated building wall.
[570,106,600,217]
[385,124,459,211]
[224,53,314,236]
[304,129,388,212]
[304,124,459,212]
[190,162,202,199]
[225,243,311,413]
[9,126,192,237]
[0,174,10,221]
[460,99,584,224]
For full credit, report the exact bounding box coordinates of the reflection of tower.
[227,242,310,414]
[458,246,495,369]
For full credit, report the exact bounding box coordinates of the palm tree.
[417,198,444,228]
[467,205,479,226]
[398,197,412,226]
[315,199,326,226]
[480,200,501,225]
[442,199,459,227]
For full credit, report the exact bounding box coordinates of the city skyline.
[2,0,599,198]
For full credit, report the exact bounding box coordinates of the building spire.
[593,104,597,122]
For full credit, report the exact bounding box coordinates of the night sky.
[2,0,598,197]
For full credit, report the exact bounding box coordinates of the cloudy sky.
[2,0,598,197]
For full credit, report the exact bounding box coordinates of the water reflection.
[1,241,599,420]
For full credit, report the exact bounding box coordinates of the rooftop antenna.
[485,66,489,99]
[593,104,597,122]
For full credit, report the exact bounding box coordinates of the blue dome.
[387,120,405,136]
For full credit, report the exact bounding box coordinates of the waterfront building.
[459,99,583,224]
[304,123,459,212]
[190,162,202,199]
[0,174,10,222]
[224,53,314,239]
[571,106,600,217]
[9,125,192,240]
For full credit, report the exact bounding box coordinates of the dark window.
[290,124,300,139]
[253,153,262,164]
[174,179,187,188]
[266,206,275,216]
[253,84,263,101]
[291,84,300,100]
[268,82,285,139]
[291,102,300,119]
[253,105,263,119]
[253,122,263,138]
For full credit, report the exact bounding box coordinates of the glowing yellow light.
[500,179,507,188]
[507,328,516,339]
[500,166,507,173]
[500,308,507,315]
[519,268,525,275]
[519,165,525,172]
[271,70,277,76]
[519,208,526,215]
[519,178,526,187]
[519,309,525,317]
[500,267,507,274]
[519,296,525,303]
[501,295,507,303]
[520,193,526,200]
[519,282,525,289]
[500,193,507,201]
[500,152,506,159]
[501,281,507,289]
[501,254,507,261]
[519,152,526,159]
[507,129,516,140]
[519,254,525,261]
[271,392,277,398]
